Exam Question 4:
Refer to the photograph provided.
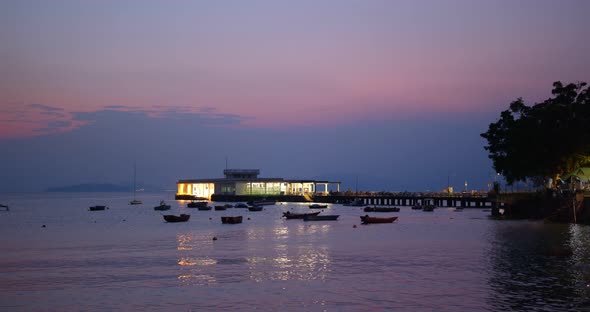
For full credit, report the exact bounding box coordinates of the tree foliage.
[481,81,590,185]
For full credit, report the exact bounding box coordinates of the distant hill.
[47,183,131,192]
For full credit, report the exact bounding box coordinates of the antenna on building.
[225,156,228,170]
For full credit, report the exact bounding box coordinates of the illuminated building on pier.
[176,169,341,200]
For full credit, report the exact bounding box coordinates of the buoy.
[247,217,251,220]
[42,224,46,228]
[353,225,357,228]
[122,219,126,222]
[209,217,212,220]
[212,237,217,241]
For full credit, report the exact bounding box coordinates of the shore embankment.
[492,190,590,224]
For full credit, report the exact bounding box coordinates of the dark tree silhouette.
[481,81,590,185]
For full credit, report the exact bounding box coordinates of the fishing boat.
[363,206,400,212]
[248,206,263,211]
[309,204,328,209]
[129,163,142,205]
[283,211,320,219]
[187,201,208,208]
[163,214,190,223]
[342,198,364,206]
[214,205,227,211]
[303,214,339,221]
[221,216,243,224]
[360,215,398,224]
[154,201,171,211]
[89,205,107,211]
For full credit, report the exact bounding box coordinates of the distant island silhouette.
[47,183,131,192]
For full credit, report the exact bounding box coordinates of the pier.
[209,193,493,208]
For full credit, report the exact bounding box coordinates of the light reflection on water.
[2,193,590,311]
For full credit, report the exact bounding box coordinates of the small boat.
[454,207,464,211]
[163,214,190,223]
[363,206,400,212]
[360,215,398,224]
[89,205,108,211]
[411,204,423,210]
[247,200,276,206]
[197,206,212,211]
[422,205,436,212]
[303,215,339,221]
[187,201,208,208]
[309,204,328,209]
[221,216,243,224]
[214,205,227,211]
[154,201,171,211]
[248,206,263,211]
[283,211,320,219]
[234,203,249,208]
[129,200,143,205]
[342,199,364,206]
[0,204,9,211]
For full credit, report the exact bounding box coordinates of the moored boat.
[214,205,227,211]
[187,201,208,208]
[422,205,436,212]
[198,206,212,211]
[342,199,364,206]
[360,215,398,224]
[363,206,400,212]
[0,204,8,211]
[303,215,339,221]
[89,205,108,211]
[248,206,263,211]
[309,204,328,209]
[154,201,171,211]
[247,200,276,206]
[283,211,320,219]
[163,214,190,222]
[221,216,243,224]
[234,203,249,208]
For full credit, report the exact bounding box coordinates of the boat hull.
[221,216,243,224]
[363,207,400,212]
[303,215,339,221]
[187,201,208,208]
[309,204,328,209]
[360,216,398,224]
[283,211,320,219]
[89,205,107,211]
[154,205,171,211]
[163,214,190,222]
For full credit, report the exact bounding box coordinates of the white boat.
[129,163,142,205]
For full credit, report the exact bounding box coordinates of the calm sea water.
[1,192,590,311]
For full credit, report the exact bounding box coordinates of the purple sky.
[1,0,589,192]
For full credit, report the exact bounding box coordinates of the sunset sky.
[1,0,589,192]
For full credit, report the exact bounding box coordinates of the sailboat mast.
[133,162,137,200]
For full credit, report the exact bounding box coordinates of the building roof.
[177,178,340,184]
